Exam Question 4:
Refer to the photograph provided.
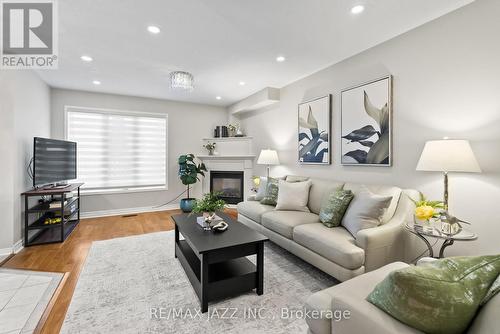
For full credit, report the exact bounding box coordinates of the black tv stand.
[22,183,83,247]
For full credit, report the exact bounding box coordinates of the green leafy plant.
[178,154,207,198]
[192,192,227,213]
[203,142,216,152]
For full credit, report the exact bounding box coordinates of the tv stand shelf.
[22,183,83,247]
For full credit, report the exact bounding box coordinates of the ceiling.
[37,0,474,107]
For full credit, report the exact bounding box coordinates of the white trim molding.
[0,239,24,258]
[80,204,179,219]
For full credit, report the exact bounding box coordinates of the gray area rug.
[61,231,337,334]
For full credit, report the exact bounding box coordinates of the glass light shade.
[169,71,194,91]
[257,149,280,165]
[416,140,481,173]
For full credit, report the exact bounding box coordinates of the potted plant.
[203,142,216,155]
[192,192,227,228]
[178,154,207,212]
[410,192,445,233]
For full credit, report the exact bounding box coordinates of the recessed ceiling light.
[216,96,222,100]
[351,5,365,14]
[80,55,93,62]
[92,80,101,85]
[239,81,246,86]
[147,25,160,34]
[276,56,286,62]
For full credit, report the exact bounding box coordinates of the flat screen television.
[33,137,77,187]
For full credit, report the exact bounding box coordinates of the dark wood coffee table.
[172,212,268,312]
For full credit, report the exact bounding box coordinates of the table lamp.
[416,139,481,211]
[257,149,280,178]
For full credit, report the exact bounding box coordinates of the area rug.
[0,268,63,333]
[61,231,337,334]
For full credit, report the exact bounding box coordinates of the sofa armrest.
[356,189,419,271]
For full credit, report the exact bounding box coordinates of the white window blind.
[65,107,167,192]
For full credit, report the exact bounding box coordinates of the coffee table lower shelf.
[175,239,259,312]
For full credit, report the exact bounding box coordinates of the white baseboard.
[0,247,11,257]
[0,239,24,258]
[80,204,179,219]
[12,239,23,254]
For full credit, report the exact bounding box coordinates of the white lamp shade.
[257,149,280,165]
[416,140,481,173]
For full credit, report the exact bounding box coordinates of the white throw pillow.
[255,177,268,201]
[341,190,392,237]
[275,180,312,212]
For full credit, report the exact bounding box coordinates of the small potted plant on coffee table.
[192,192,227,230]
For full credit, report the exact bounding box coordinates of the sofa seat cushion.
[261,211,320,239]
[237,201,274,223]
[293,223,365,269]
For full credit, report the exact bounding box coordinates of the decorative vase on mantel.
[203,142,216,156]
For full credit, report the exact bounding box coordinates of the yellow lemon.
[415,205,435,220]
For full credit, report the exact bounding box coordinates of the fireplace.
[210,171,244,204]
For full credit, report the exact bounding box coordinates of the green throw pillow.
[481,274,500,305]
[367,255,500,334]
[260,177,279,206]
[319,189,354,228]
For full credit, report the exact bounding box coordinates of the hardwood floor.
[2,209,237,334]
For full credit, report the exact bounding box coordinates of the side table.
[405,221,477,258]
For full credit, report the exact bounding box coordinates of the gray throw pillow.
[342,190,392,237]
[260,177,279,206]
[319,189,354,228]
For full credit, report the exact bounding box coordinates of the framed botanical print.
[298,95,331,164]
[341,76,392,166]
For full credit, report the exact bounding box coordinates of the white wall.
[0,71,51,251]
[51,89,228,215]
[235,0,500,257]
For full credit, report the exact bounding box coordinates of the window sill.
[80,186,168,196]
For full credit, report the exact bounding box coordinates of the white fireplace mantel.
[198,136,255,201]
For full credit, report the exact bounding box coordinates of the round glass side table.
[405,221,477,258]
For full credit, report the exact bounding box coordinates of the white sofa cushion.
[468,292,500,334]
[261,211,320,239]
[237,201,274,223]
[275,179,312,212]
[342,190,392,237]
[293,223,365,270]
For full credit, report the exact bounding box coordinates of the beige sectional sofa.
[237,175,419,282]
[305,259,499,334]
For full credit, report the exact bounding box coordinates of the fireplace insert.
[210,171,244,204]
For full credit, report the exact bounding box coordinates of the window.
[65,106,167,193]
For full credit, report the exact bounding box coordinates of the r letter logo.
[1,0,58,69]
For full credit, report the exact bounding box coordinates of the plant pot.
[180,198,196,213]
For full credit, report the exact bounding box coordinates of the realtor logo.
[1,0,58,69]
